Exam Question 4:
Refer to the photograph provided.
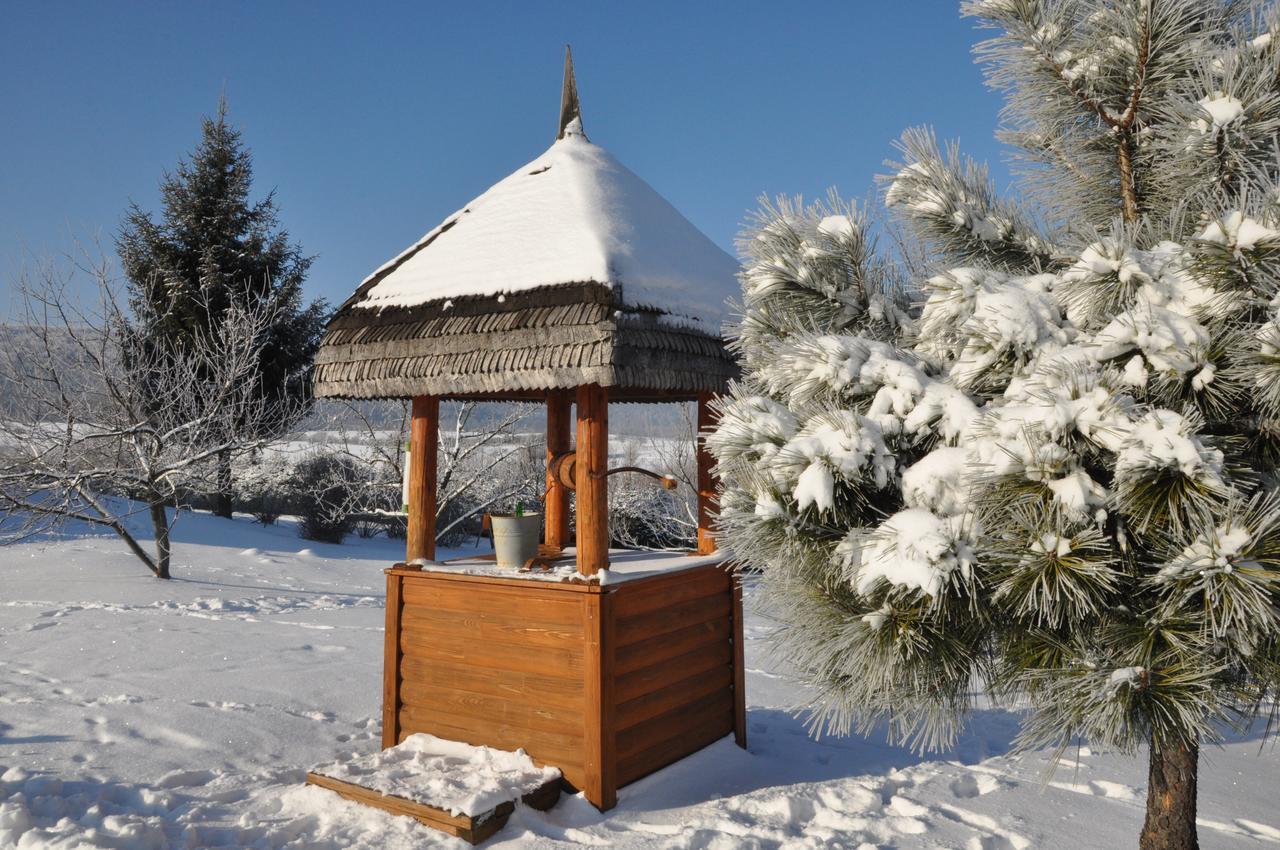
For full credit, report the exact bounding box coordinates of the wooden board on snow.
[305,770,561,845]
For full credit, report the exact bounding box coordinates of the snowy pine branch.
[883,128,1059,270]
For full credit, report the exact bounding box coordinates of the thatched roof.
[313,49,739,402]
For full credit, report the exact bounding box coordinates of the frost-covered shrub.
[434,437,543,547]
[293,453,367,544]
[608,474,695,551]
[234,454,294,526]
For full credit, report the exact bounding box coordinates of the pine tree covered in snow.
[710,4,1280,848]
[117,98,328,518]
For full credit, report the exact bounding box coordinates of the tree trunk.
[108,519,162,577]
[149,499,172,580]
[213,452,234,518]
[1117,131,1139,224]
[1140,738,1199,850]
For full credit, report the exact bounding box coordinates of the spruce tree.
[709,3,1280,848]
[117,98,327,516]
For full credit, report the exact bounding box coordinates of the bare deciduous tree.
[298,399,541,546]
[434,402,541,544]
[0,254,295,578]
[608,404,700,551]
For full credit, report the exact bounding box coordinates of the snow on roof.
[353,125,741,333]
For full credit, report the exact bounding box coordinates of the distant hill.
[0,323,105,418]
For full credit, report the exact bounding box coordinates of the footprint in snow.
[877,774,917,804]
[204,786,251,803]
[86,694,143,706]
[83,715,118,745]
[950,772,1005,799]
[1089,780,1137,800]
[190,700,252,712]
[1048,778,1137,800]
[157,768,216,788]
[817,784,880,814]
[886,795,932,834]
[724,792,815,824]
[969,836,1027,850]
[285,709,337,723]
[937,803,1031,850]
[888,795,930,818]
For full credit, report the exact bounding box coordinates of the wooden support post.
[382,571,405,748]
[575,385,609,575]
[731,568,748,749]
[406,396,439,564]
[545,391,572,551]
[600,591,616,807]
[582,591,617,810]
[696,392,719,555]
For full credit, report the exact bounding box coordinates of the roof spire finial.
[557,44,586,141]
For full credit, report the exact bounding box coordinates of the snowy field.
[1,510,1278,849]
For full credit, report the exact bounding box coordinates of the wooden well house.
[312,50,745,811]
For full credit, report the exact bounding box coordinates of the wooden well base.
[382,560,747,811]
[305,771,561,844]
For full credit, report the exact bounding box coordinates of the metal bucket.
[490,513,542,568]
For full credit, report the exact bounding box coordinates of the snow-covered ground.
[1,510,1277,849]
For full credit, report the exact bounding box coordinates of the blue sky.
[1,2,1009,312]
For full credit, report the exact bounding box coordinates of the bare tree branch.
[0,249,298,578]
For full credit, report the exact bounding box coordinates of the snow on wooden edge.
[408,548,726,585]
[310,733,561,819]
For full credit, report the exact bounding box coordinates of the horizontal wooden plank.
[390,567,601,594]
[615,617,730,675]
[400,631,584,677]
[400,621,584,665]
[401,581,585,623]
[399,614,586,652]
[611,567,729,620]
[617,688,734,761]
[401,607,584,650]
[615,664,733,731]
[398,705,585,780]
[399,657,584,712]
[400,685,580,736]
[306,772,477,836]
[616,593,731,646]
[306,770,560,844]
[616,715,734,787]
[615,639,732,704]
